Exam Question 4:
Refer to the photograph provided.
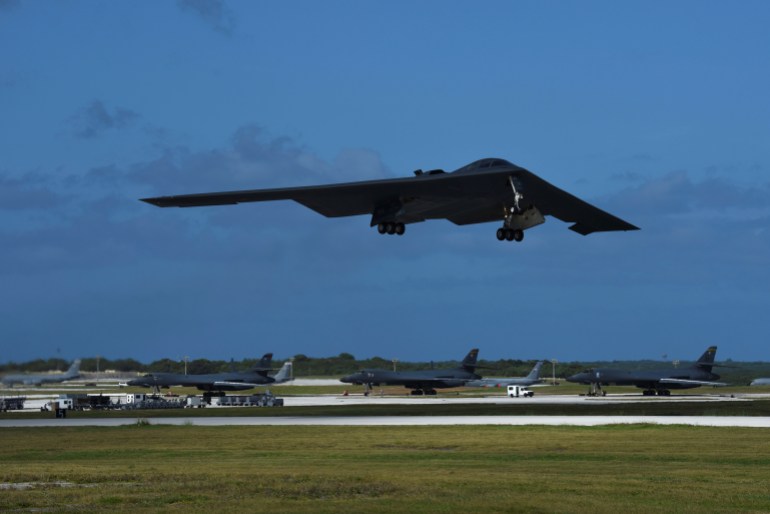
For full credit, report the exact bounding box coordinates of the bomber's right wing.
[141,175,447,218]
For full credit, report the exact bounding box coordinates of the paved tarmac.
[1,415,770,428]
[2,393,770,428]
[282,392,753,407]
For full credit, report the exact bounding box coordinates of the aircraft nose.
[340,372,364,384]
[566,373,585,383]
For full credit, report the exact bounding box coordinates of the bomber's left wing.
[515,170,639,235]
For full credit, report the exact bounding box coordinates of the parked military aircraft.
[271,360,293,384]
[465,361,545,388]
[340,349,481,395]
[566,346,726,396]
[1,359,81,387]
[141,158,638,242]
[127,354,276,394]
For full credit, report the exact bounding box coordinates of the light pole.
[550,359,558,385]
[96,355,101,384]
[184,356,189,375]
[392,359,398,372]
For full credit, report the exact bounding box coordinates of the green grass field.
[2,424,770,513]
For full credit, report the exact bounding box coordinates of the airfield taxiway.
[2,415,770,428]
[2,393,770,428]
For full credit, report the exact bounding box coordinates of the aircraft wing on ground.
[212,381,270,390]
[141,159,638,237]
[658,378,728,387]
[400,377,475,384]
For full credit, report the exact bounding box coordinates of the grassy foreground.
[2,425,770,513]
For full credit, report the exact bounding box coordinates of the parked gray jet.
[271,360,293,384]
[1,359,81,387]
[127,354,277,394]
[567,346,725,396]
[340,349,481,395]
[465,361,545,388]
[141,158,638,242]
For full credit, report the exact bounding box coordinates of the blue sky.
[2,1,769,364]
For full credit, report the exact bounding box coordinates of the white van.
[507,385,534,398]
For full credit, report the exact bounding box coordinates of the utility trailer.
[0,396,25,412]
[122,394,185,410]
[209,393,284,407]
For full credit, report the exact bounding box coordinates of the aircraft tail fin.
[460,348,479,373]
[273,361,293,383]
[527,361,544,381]
[66,359,82,378]
[253,353,273,375]
[693,346,717,373]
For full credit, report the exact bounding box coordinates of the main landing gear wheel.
[377,222,405,236]
[496,228,524,242]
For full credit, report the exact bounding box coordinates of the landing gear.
[587,383,605,396]
[409,388,437,396]
[377,222,405,236]
[496,228,524,242]
[642,389,670,396]
[495,176,545,242]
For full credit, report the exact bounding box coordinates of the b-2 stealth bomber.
[142,158,638,242]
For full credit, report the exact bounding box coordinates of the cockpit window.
[474,158,511,169]
[454,158,513,173]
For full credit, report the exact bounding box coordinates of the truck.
[45,398,73,417]
[58,394,116,411]
[507,385,534,398]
